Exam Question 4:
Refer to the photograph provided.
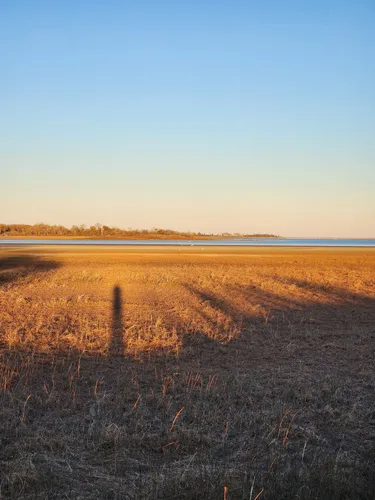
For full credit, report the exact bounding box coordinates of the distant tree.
[95,223,104,236]
[0,222,279,239]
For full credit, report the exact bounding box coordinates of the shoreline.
[2,245,375,256]
[0,236,281,242]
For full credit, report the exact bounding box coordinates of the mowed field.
[0,246,375,499]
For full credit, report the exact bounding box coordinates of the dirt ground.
[1,246,374,499]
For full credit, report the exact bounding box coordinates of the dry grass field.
[0,246,375,499]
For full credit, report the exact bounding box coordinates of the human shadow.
[0,255,61,287]
[109,285,125,355]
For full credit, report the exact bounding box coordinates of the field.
[0,246,375,499]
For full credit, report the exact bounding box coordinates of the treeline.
[0,223,278,240]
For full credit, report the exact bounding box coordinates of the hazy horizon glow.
[1,1,374,237]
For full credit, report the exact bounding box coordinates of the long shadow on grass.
[175,280,375,367]
[184,279,375,331]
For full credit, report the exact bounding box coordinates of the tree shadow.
[0,255,61,287]
[276,275,375,306]
[178,278,375,352]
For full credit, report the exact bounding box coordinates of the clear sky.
[1,1,374,237]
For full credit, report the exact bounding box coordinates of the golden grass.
[1,247,375,498]
[1,247,374,356]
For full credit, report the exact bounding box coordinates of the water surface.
[1,238,375,247]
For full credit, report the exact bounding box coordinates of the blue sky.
[1,0,374,236]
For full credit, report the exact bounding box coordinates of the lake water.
[1,238,375,247]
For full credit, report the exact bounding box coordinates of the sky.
[1,0,374,237]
